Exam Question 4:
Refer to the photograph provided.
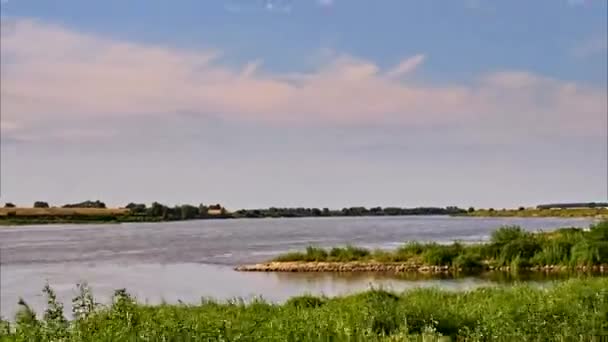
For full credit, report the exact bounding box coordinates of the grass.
[463,207,608,218]
[1,278,607,341]
[271,221,608,270]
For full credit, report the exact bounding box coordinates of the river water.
[0,216,598,318]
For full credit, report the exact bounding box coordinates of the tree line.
[3,200,467,220]
[232,206,466,218]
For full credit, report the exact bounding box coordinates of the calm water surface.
[0,216,598,318]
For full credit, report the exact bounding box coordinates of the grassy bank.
[462,207,608,218]
[1,278,607,341]
[263,222,608,272]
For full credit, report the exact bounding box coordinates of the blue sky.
[1,0,606,209]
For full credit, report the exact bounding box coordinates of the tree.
[148,202,165,217]
[125,203,147,214]
[4,203,16,208]
[33,201,49,208]
[467,207,475,213]
[198,204,209,217]
[518,207,525,211]
[180,205,199,220]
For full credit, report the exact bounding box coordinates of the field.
[0,207,132,226]
[0,207,130,217]
[1,278,606,341]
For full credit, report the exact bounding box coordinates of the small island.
[236,222,608,274]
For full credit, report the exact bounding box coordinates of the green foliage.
[328,245,371,261]
[273,222,608,271]
[490,226,527,246]
[33,201,50,208]
[421,243,464,266]
[62,200,106,208]
[3,279,608,340]
[285,295,326,309]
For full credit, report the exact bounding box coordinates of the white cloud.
[318,0,334,7]
[1,19,606,142]
[386,54,426,78]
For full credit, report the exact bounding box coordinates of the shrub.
[4,202,15,208]
[422,243,463,265]
[33,201,50,208]
[285,295,326,309]
[304,246,329,262]
[491,226,527,246]
[328,245,370,261]
[452,253,483,269]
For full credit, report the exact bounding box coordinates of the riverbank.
[462,207,608,218]
[235,261,608,273]
[2,204,605,226]
[236,222,608,274]
[2,278,606,340]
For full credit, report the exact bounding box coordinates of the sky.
[0,0,607,209]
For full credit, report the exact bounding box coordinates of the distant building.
[208,208,224,216]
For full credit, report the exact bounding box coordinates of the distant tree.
[180,205,199,220]
[4,202,16,208]
[518,207,525,211]
[33,201,49,208]
[125,203,147,214]
[63,200,106,209]
[148,202,165,217]
[467,207,475,213]
[198,204,209,217]
[488,208,495,212]
[209,204,222,210]
[322,208,330,216]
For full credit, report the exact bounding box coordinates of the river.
[0,216,598,318]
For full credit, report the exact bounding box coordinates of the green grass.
[272,221,608,270]
[463,207,608,218]
[1,278,607,341]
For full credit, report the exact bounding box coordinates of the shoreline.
[1,213,605,227]
[235,261,608,273]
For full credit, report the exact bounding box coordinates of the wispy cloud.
[1,19,606,143]
[386,54,426,78]
[318,0,334,7]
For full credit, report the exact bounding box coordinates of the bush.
[33,201,50,208]
[452,253,483,269]
[304,246,328,262]
[422,243,463,265]
[4,202,16,208]
[328,245,370,262]
[491,226,527,246]
[285,295,326,309]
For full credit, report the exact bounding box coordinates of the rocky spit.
[234,261,608,274]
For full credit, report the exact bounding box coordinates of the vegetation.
[1,200,604,226]
[463,207,608,218]
[536,202,608,209]
[1,278,606,341]
[62,200,106,209]
[272,222,608,270]
[233,206,467,218]
[33,201,49,208]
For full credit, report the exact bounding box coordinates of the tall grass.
[272,221,608,270]
[1,278,607,341]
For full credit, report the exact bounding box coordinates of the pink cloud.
[1,19,606,139]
